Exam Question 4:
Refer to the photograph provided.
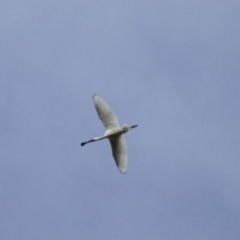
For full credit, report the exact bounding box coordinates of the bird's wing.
[93,94,120,130]
[109,136,128,173]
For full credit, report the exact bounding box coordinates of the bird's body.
[81,94,138,173]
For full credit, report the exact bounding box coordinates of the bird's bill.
[80,139,95,146]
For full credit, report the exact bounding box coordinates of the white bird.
[81,94,138,173]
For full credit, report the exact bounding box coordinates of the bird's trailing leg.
[129,125,138,129]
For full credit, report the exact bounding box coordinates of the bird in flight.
[81,94,138,173]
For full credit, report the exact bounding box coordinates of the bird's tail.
[122,124,138,134]
[122,124,129,134]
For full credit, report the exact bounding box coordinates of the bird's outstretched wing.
[109,136,128,173]
[93,94,120,131]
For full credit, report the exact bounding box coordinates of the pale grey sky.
[1,1,240,239]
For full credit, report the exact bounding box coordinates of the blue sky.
[1,1,240,239]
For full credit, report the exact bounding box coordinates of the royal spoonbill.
[81,94,138,173]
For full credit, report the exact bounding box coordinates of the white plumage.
[81,94,138,174]
[93,94,119,131]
